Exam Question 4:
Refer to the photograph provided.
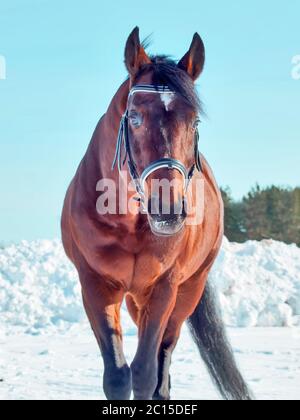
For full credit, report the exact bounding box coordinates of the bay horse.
[61,27,251,400]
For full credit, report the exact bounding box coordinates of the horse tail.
[187,282,253,400]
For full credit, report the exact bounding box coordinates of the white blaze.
[160,92,174,111]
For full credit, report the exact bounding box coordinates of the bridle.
[112,84,202,201]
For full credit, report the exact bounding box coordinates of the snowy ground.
[0,238,300,400]
[1,322,300,400]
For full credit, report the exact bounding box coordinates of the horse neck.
[79,79,143,223]
[95,79,129,181]
[79,79,129,187]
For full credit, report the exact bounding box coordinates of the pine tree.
[221,184,300,246]
[221,187,246,242]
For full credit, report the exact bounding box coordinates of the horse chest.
[95,240,180,292]
[130,251,173,291]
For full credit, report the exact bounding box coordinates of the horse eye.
[193,118,201,128]
[192,118,201,131]
[129,112,143,128]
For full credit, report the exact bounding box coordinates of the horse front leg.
[80,269,131,400]
[153,272,208,400]
[131,276,178,400]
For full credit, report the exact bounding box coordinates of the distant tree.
[220,187,246,242]
[221,184,300,246]
[243,185,294,242]
[289,188,300,246]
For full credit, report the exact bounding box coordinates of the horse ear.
[125,27,151,77]
[178,33,205,81]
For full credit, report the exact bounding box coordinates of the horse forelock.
[131,56,203,114]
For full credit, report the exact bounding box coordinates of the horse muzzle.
[147,197,187,237]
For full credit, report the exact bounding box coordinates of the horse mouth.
[148,217,185,237]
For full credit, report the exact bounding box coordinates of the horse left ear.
[178,33,205,81]
[124,27,151,78]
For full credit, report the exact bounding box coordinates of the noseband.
[112,85,202,200]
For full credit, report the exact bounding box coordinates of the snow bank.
[212,238,300,327]
[0,240,83,335]
[0,238,299,334]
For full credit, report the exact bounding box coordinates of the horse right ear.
[178,33,205,81]
[124,27,151,78]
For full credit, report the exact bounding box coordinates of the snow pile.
[0,238,300,334]
[0,240,84,335]
[212,238,300,327]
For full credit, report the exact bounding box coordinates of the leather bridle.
[112,84,202,200]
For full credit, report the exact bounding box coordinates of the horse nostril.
[147,197,186,220]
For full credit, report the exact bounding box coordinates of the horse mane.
[132,55,203,114]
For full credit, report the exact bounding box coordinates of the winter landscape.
[0,237,299,400]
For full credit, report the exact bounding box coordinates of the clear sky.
[0,0,299,241]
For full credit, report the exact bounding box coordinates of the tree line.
[221,185,300,246]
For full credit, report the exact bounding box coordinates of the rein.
[112,84,202,200]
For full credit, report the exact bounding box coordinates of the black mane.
[133,55,202,113]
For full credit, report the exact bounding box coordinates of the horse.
[61,27,252,400]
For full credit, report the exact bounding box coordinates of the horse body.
[61,28,251,400]
[62,78,222,287]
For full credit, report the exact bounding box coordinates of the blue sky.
[0,0,299,241]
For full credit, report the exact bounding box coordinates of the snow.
[213,238,300,328]
[0,238,300,399]
[1,324,300,400]
[0,239,84,335]
[1,237,300,334]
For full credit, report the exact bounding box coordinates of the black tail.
[187,282,253,400]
